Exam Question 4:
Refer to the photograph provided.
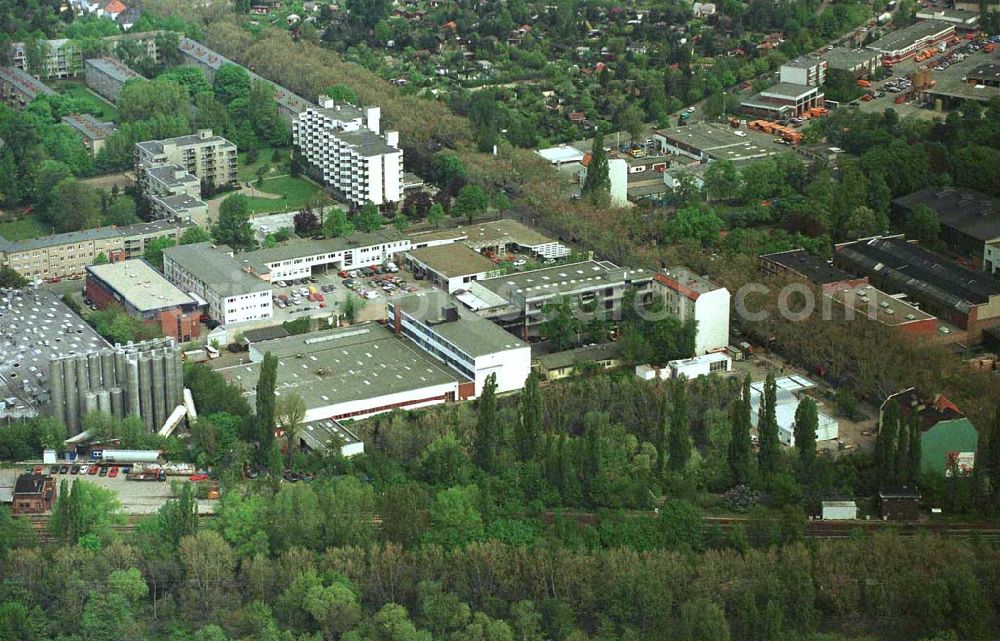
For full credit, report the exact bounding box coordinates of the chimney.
[366,106,381,135]
[393,304,401,334]
[386,130,399,148]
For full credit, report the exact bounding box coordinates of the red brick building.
[12,474,56,515]
[85,259,202,341]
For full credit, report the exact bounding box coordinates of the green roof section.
[392,289,527,358]
[920,417,978,476]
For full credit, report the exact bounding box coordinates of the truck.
[127,470,166,482]
[182,349,208,363]
[857,79,872,88]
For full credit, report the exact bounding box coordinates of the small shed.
[879,485,921,521]
[821,500,858,520]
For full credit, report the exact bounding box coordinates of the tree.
[431,153,466,188]
[668,378,691,472]
[617,103,645,144]
[659,499,704,550]
[342,293,365,323]
[0,266,27,288]
[117,78,191,123]
[157,482,199,548]
[45,179,102,232]
[843,205,883,240]
[143,236,176,270]
[325,84,359,105]
[392,211,409,233]
[877,400,901,487]
[515,373,541,462]
[896,411,911,484]
[212,63,251,105]
[159,65,212,97]
[581,130,610,204]
[541,297,581,351]
[757,373,780,481]
[356,202,384,233]
[662,206,723,245]
[703,159,741,202]
[403,190,433,218]
[453,184,489,224]
[276,393,307,467]
[255,352,278,457]
[427,203,446,228]
[180,225,212,245]
[794,397,818,474]
[324,208,355,237]
[48,479,123,544]
[104,194,138,226]
[728,374,751,485]
[909,412,923,486]
[475,373,498,473]
[212,194,255,251]
[346,0,392,31]
[905,203,941,243]
[679,598,731,641]
[423,485,484,547]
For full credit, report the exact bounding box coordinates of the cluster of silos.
[48,338,184,435]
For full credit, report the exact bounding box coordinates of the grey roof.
[759,82,820,99]
[300,418,362,452]
[86,259,197,312]
[477,261,650,302]
[783,56,824,69]
[406,244,497,278]
[835,236,1000,312]
[143,164,200,188]
[219,322,458,410]
[392,289,527,357]
[84,57,142,84]
[0,219,191,254]
[315,102,366,121]
[867,20,953,54]
[337,128,399,157]
[0,226,120,253]
[162,242,271,296]
[894,187,1000,243]
[61,113,116,140]
[966,63,1000,84]
[137,131,235,155]
[538,342,622,370]
[151,193,207,214]
[241,325,290,343]
[761,249,856,285]
[0,66,56,98]
[823,47,880,70]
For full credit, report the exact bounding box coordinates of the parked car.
[49,465,59,474]
[189,473,210,482]
[59,465,69,474]
[109,466,118,478]
[513,259,527,267]
[71,465,80,474]
[99,466,108,477]
[78,465,88,474]
[88,465,98,475]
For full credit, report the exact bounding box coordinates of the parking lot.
[268,261,431,324]
[853,35,999,116]
[1,465,215,514]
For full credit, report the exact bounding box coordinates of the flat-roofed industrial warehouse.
[404,244,500,293]
[218,322,464,422]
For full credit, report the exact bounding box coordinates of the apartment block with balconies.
[136,129,238,190]
[292,97,402,206]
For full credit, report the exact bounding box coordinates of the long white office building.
[162,242,273,325]
[242,231,411,281]
[388,290,532,397]
[292,97,403,206]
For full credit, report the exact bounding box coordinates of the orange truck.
[857,79,871,88]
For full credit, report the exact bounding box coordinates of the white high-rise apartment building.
[292,97,403,206]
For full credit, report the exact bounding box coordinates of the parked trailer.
[91,449,161,464]
[133,462,196,476]
[127,470,166,482]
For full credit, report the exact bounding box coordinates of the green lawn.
[243,176,322,215]
[49,80,119,121]
[0,214,53,241]
[238,146,291,181]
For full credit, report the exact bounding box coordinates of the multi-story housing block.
[292,97,403,206]
[0,66,56,108]
[651,267,731,355]
[10,39,83,79]
[0,220,191,280]
[84,57,142,102]
[136,129,238,189]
